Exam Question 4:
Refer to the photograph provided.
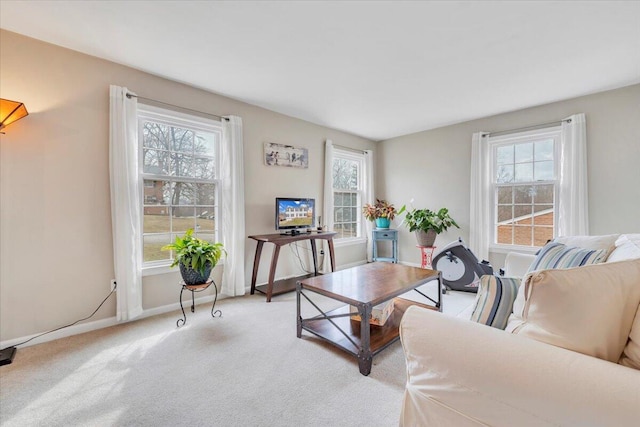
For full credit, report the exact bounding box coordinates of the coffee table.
[296,262,442,375]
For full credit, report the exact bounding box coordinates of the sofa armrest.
[399,306,640,427]
[503,252,535,278]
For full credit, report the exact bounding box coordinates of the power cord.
[290,243,311,274]
[290,242,326,274]
[0,282,117,363]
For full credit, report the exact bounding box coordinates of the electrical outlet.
[110,279,117,292]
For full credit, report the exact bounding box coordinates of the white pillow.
[506,259,640,363]
[607,234,640,262]
[553,234,619,251]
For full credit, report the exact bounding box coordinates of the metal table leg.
[357,303,373,376]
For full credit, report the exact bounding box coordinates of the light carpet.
[0,284,474,427]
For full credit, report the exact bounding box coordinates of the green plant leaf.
[399,207,460,234]
[160,228,226,272]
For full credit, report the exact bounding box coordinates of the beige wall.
[0,30,375,342]
[2,29,638,343]
[379,84,640,268]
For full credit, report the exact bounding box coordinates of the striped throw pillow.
[528,242,609,273]
[470,275,521,330]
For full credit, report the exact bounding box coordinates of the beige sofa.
[399,234,640,426]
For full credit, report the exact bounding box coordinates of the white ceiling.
[1,1,639,141]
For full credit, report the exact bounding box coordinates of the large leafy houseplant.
[399,207,460,246]
[162,229,226,285]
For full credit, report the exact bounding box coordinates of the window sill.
[142,264,176,277]
[489,244,541,255]
[142,260,225,277]
[333,237,367,248]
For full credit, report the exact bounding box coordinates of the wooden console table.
[249,231,337,302]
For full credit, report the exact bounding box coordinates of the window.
[471,114,586,260]
[138,105,222,267]
[489,128,560,248]
[332,149,365,240]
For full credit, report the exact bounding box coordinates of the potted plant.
[162,229,226,285]
[362,199,397,229]
[399,207,460,246]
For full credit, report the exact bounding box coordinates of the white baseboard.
[0,293,223,350]
[337,260,368,270]
[139,294,218,319]
[320,259,367,274]
[399,260,421,268]
[4,261,374,349]
[0,316,120,350]
[248,259,368,289]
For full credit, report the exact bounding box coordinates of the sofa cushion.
[506,259,640,362]
[607,234,640,263]
[503,252,536,278]
[527,242,609,273]
[470,275,520,330]
[553,234,619,251]
[620,303,640,370]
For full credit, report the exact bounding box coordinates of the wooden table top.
[298,262,439,307]
[248,231,337,243]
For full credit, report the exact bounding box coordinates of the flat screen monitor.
[276,197,315,233]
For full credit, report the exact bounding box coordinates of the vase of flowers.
[362,199,397,229]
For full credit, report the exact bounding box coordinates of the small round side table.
[177,280,222,327]
[416,245,436,269]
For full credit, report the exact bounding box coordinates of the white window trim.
[471,114,587,259]
[142,264,175,276]
[138,104,223,274]
[333,236,368,248]
[487,126,561,252]
[489,244,541,255]
[332,148,366,241]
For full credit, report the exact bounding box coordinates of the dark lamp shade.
[0,98,29,131]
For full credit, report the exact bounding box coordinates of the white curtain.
[363,150,375,262]
[558,113,589,236]
[221,116,246,296]
[469,131,490,261]
[322,140,335,272]
[109,85,143,322]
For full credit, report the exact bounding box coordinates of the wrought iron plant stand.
[177,280,222,327]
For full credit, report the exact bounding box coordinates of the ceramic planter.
[415,229,437,247]
[179,261,213,285]
[375,217,391,229]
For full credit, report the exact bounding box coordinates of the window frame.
[137,104,223,275]
[331,148,366,245]
[487,127,561,253]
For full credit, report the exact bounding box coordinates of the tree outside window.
[138,108,221,265]
[332,151,363,239]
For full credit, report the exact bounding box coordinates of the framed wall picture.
[264,142,309,169]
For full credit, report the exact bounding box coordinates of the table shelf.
[301,297,437,356]
[255,273,318,297]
